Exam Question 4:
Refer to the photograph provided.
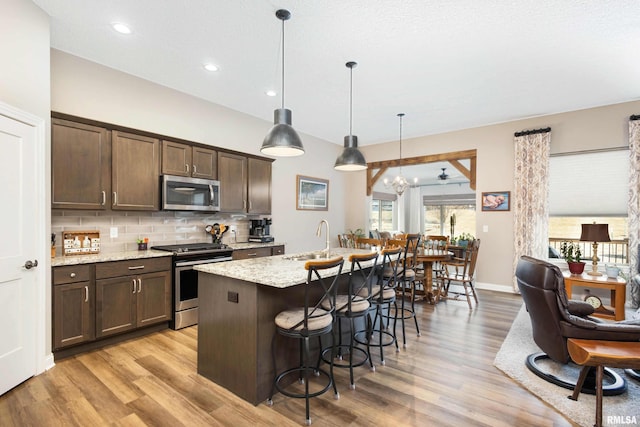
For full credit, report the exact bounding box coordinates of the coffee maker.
[249,218,274,243]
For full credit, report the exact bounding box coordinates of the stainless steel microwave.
[161,175,220,212]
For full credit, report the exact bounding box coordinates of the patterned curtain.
[628,118,640,282]
[512,129,551,292]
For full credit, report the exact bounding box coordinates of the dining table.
[415,248,452,304]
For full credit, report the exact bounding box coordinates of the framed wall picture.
[482,191,510,211]
[296,175,329,211]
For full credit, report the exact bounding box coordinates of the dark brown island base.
[195,247,374,405]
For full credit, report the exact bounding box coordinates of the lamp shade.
[334,135,367,171]
[260,108,304,157]
[579,223,611,242]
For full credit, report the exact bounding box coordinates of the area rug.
[494,306,640,427]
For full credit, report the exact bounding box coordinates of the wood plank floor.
[0,290,576,426]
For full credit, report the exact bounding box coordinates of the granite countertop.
[51,241,285,267]
[51,249,173,266]
[195,247,376,289]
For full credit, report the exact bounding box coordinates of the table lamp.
[579,223,610,276]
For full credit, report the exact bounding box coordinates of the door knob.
[24,260,38,269]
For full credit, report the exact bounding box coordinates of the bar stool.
[355,245,402,366]
[321,251,379,389]
[389,234,422,349]
[267,256,344,426]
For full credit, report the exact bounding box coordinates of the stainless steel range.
[151,242,233,329]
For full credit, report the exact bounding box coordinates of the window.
[424,204,475,238]
[423,194,476,238]
[370,198,394,232]
[548,149,629,264]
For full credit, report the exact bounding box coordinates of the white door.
[0,107,39,395]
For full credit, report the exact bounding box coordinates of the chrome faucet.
[316,219,330,256]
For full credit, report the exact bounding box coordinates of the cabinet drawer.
[95,257,171,279]
[232,247,272,260]
[53,264,92,285]
[271,245,285,256]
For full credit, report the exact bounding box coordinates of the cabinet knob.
[70,272,76,278]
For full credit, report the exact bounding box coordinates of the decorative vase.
[567,261,586,275]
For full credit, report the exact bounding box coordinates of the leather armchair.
[515,256,640,394]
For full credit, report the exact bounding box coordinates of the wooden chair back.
[338,234,356,248]
[424,235,449,250]
[355,237,382,250]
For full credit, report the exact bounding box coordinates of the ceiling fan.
[438,168,449,182]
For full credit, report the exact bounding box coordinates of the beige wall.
[347,100,640,290]
[51,50,348,255]
[1,0,50,119]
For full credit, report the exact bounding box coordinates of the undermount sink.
[283,252,331,261]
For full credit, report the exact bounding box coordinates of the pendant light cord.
[349,66,353,136]
[281,17,285,110]
[398,113,404,174]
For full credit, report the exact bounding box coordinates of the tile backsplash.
[51,210,251,254]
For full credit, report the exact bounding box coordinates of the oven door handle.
[175,257,233,267]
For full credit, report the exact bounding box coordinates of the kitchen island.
[194,247,374,405]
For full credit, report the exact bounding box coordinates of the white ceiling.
[33,0,640,149]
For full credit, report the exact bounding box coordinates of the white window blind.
[549,149,629,216]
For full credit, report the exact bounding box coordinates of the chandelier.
[386,113,409,196]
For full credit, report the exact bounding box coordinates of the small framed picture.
[482,191,510,211]
[296,175,329,211]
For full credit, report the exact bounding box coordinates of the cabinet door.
[192,146,217,179]
[137,270,172,327]
[218,152,247,213]
[52,119,110,210]
[162,140,191,177]
[95,276,137,338]
[247,158,272,214]
[53,281,95,349]
[112,131,160,210]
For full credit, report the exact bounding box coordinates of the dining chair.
[355,237,382,251]
[423,235,450,278]
[436,239,481,309]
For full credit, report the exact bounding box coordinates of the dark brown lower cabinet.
[52,257,171,355]
[96,266,171,338]
[53,280,95,350]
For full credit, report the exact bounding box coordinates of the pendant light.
[260,9,304,157]
[334,61,367,171]
[390,113,409,196]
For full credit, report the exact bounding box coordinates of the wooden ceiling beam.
[366,149,477,195]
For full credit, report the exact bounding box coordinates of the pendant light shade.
[334,61,367,171]
[261,9,304,157]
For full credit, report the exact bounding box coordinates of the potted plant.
[456,232,474,248]
[560,241,585,274]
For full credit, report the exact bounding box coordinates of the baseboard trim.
[475,281,517,294]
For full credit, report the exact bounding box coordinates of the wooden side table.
[568,339,640,427]
[563,272,626,321]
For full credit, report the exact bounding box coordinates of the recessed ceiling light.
[203,63,219,72]
[112,22,132,34]
[265,90,277,97]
